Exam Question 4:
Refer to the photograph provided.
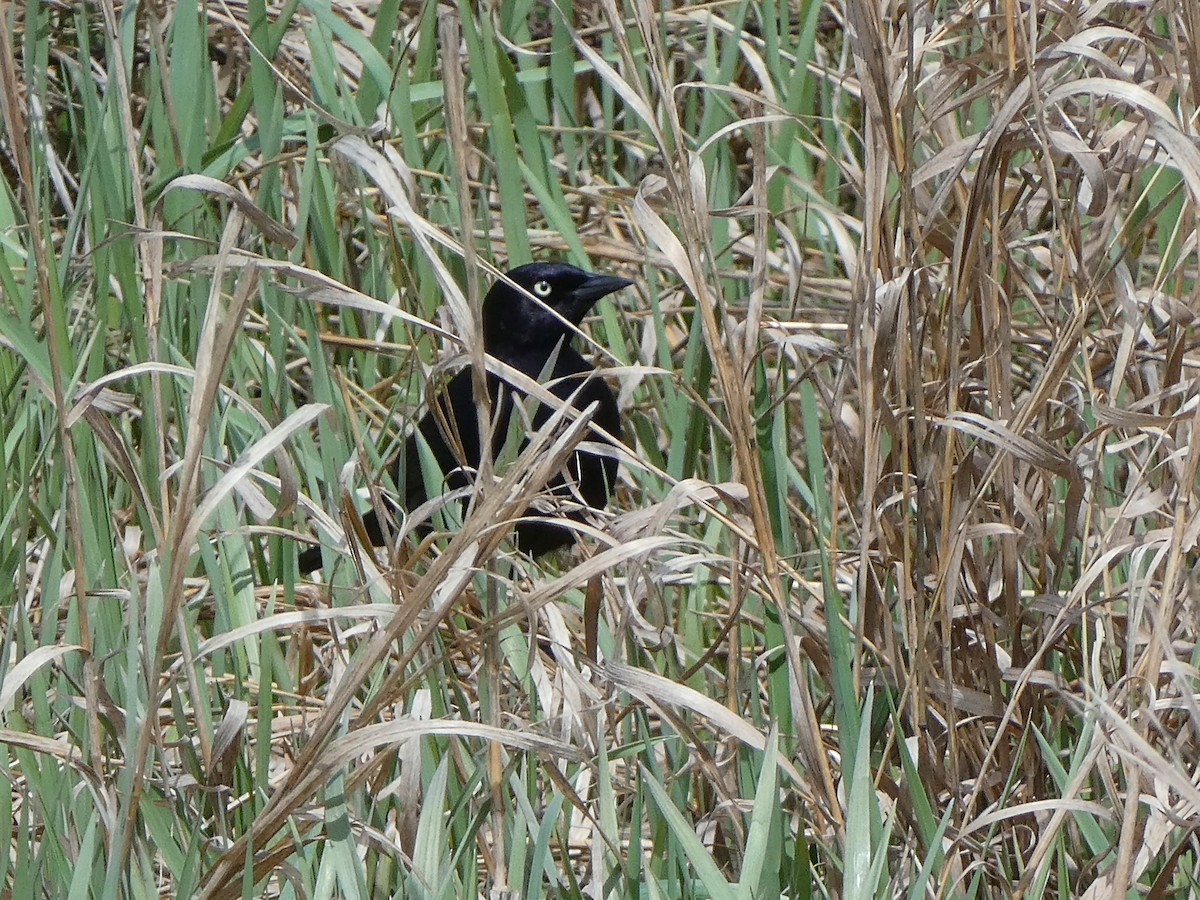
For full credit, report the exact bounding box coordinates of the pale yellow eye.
[533,280,552,298]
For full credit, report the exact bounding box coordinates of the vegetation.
[1,0,1197,896]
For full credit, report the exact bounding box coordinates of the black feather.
[298,262,632,571]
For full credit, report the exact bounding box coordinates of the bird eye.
[532,280,552,298]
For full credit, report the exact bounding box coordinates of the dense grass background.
[1,0,1199,896]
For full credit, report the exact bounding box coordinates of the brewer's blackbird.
[298,262,632,571]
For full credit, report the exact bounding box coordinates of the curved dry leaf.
[162,174,297,250]
[911,133,987,189]
[761,325,842,358]
[1147,119,1200,206]
[332,135,473,338]
[0,644,84,712]
[612,478,750,548]
[549,0,662,146]
[634,175,701,300]
[1041,29,1147,81]
[961,522,1024,540]
[515,536,679,616]
[602,661,805,787]
[1043,77,1178,131]
[0,727,114,832]
[290,720,581,798]
[1117,487,1168,519]
[1071,533,1164,601]
[963,797,1114,838]
[66,361,192,426]
[186,405,328,554]
[209,699,250,787]
[940,411,1072,476]
[193,605,399,660]
[696,114,795,158]
[1092,402,1189,429]
[177,252,455,339]
[1095,697,1200,810]
[1045,128,1107,214]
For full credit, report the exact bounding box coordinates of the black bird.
[299,262,633,572]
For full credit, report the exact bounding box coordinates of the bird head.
[482,262,633,352]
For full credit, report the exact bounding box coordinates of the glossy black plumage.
[298,262,632,571]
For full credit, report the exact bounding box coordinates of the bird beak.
[572,274,635,305]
